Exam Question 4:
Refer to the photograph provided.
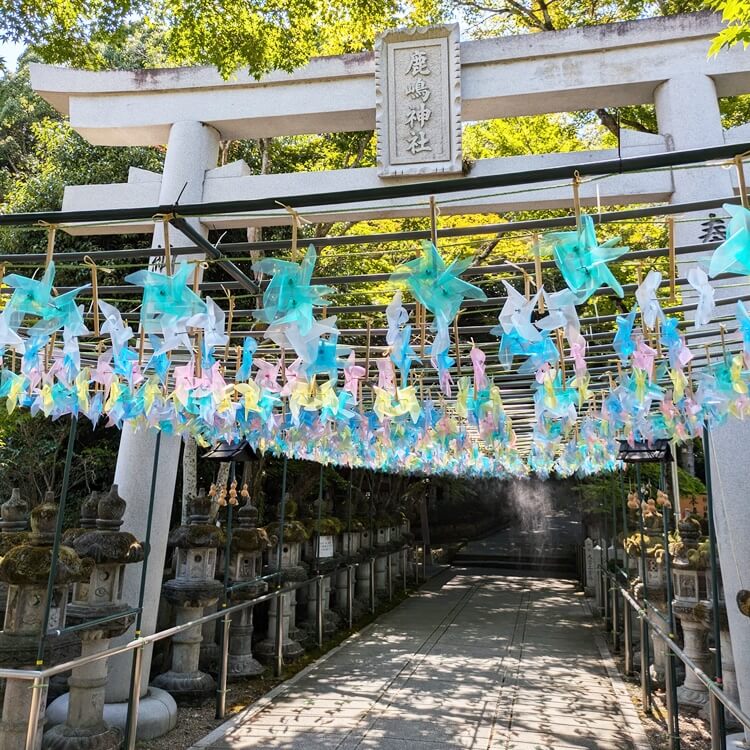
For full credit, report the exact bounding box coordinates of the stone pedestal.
[151,492,223,704]
[226,498,270,678]
[674,609,711,708]
[0,497,88,750]
[255,525,307,664]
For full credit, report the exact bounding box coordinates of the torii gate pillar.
[53,121,219,739]
[656,74,750,742]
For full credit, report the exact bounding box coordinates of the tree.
[709,0,750,53]
[0,0,443,78]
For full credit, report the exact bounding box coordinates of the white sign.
[375,24,462,177]
[317,535,335,558]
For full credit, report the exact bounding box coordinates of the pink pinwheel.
[376,357,397,393]
[280,358,304,397]
[470,346,488,391]
[254,358,282,392]
[570,339,587,376]
[343,352,366,402]
[172,362,196,407]
[632,339,657,374]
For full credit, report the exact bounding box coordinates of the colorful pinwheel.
[542,215,627,301]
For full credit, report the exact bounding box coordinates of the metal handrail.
[0,544,416,682]
[601,566,750,747]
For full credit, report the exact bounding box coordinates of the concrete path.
[193,572,649,750]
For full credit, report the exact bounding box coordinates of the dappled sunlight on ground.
[193,572,645,750]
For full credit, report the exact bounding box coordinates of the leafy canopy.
[0,0,443,78]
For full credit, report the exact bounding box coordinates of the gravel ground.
[614,655,713,750]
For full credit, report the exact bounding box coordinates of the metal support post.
[274,591,284,678]
[624,597,633,676]
[709,691,724,750]
[24,676,47,750]
[316,575,324,649]
[347,565,353,629]
[215,611,231,719]
[612,581,619,653]
[403,548,407,593]
[125,645,144,750]
[640,615,652,713]
[665,648,681,750]
[387,553,393,601]
[369,558,376,614]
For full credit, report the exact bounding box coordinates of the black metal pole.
[37,415,78,666]
[661,461,681,750]
[635,463,652,713]
[703,427,726,750]
[124,428,161,748]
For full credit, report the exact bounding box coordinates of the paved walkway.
[193,572,649,750]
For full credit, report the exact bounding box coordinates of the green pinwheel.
[390,241,486,328]
[542,215,627,302]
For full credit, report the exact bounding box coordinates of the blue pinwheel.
[252,245,333,335]
[542,215,627,301]
[125,258,206,334]
[709,204,750,278]
[390,241,486,329]
[612,308,637,366]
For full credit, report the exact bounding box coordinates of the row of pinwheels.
[0,202,748,478]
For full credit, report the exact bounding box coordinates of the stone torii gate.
[29,11,750,738]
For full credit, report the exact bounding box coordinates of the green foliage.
[0,0,444,78]
[0,411,121,524]
[709,0,750,54]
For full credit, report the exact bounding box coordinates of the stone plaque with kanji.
[375,24,462,177]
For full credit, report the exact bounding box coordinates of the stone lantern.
[152,491,224,703]
[671,515,711,708]
[43,484,144,750]
[226,494,271,677]
[301,492,342,642]
[374,501,392,600]
[0,495,89,750]
[0,488,30,618]
[256,497,308,663]
[355,492,375,610]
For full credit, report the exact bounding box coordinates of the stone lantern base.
[42,721,122,750]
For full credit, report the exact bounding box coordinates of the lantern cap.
[203,439,257,462]
[617,439,672,463]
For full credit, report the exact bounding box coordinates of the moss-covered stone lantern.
[0,494,89,750]
[43,485,144,750]
[152,491,224,704]
[227,494,271,678]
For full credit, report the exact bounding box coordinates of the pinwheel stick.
[572,172,582,232]
[453,316,462,377]
[735,155,749,210]
[667,217,677,303]
[44,224,57,269]
[83,255,113,337]
[162,216,173,275]
[364,318,372,384]
[556,328,566,381]
[429,196,438,246]
[533,237,545,314]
